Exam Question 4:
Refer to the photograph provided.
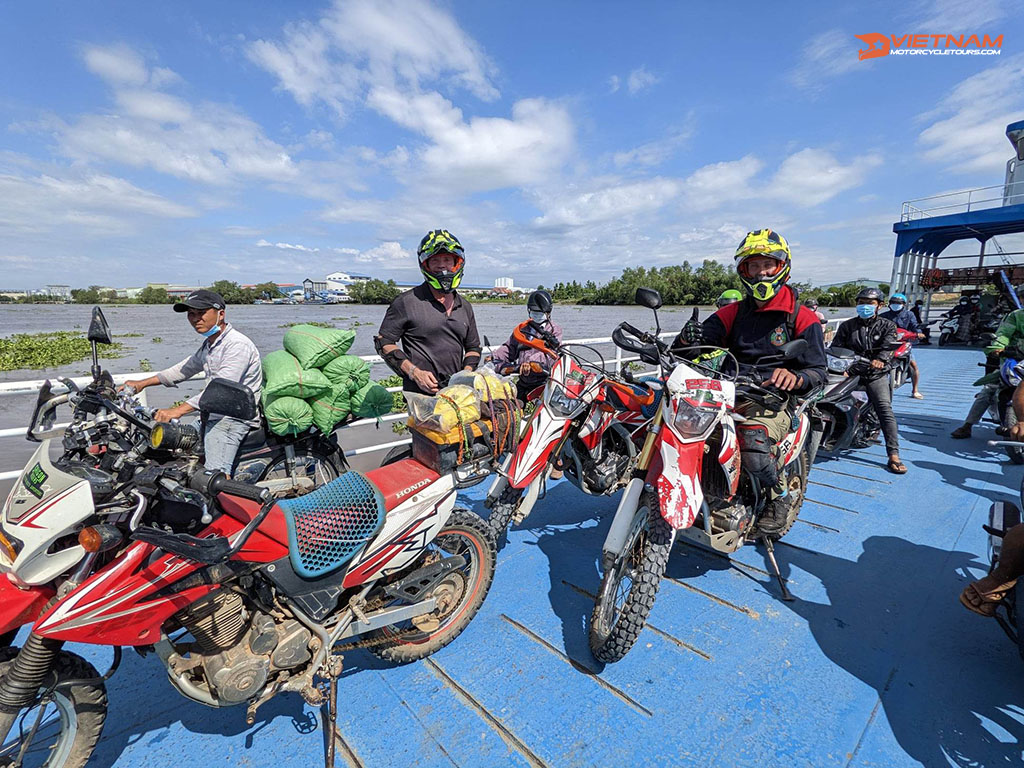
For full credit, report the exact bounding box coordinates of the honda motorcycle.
[889,327,917,391]
[589,289,814,664]
[484,321,658,540]
[0,316,495,767]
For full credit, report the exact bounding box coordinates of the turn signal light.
[78,525,123,553]
[0,531,17,563]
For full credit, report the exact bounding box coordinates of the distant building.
[494,276,514,290]
[303,278,328,301]
[146,283,201,299]
[46,285,71,299]
[325,271,371,301]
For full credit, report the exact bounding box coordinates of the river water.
[0,301,851,486]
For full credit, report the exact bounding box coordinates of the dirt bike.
[588,289,815,664]
[484,321,658,540]
[0,371,495,767]
[977,439,1024,660]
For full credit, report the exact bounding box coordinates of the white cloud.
[627,67,659,95]
[683,155,764,209]
[613,125,693,169]
[770,148,883,206]
[0,172,195,237]
[789,29,862,92]
[533,177,681,230]
[60,44,297,186]
[331,246,360,255]
[915,0,1006,28]
[248,0,498,120]
[607,75,620,94]
[917,55,1024,174]
[256,239,320,252]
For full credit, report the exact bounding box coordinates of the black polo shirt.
[377,283,482,394]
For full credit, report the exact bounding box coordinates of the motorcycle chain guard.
[383,554,467,602]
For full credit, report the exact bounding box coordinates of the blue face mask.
[856,304,876,319]
[199,326,220,338]
[889,303,904,313]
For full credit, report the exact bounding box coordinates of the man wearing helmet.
[880,291,925,399]
[803,297,826,324]
[490,290,564,403]
[832,287,906,473]
[375,229,482,395]
[676,229,828,534]
[717,289,742,309]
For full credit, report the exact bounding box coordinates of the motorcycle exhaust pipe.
[601,477,646,568]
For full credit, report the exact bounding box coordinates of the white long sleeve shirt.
[157,324,263,425]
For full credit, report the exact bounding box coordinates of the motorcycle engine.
[172,591,313,704]
[709,503,755,536]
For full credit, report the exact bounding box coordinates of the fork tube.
[636,408,664,471]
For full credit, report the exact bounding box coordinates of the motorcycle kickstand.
[761,536,794,602]
[323,654,343,768]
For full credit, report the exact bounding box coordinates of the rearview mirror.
[635,287,663,310]
[777,339,807,360]
[87,307,112,345]
[198,378,258,421]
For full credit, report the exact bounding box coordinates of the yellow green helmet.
[417,229,465,293]
[734,228,791,302]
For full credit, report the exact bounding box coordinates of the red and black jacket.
[695,286,827,393]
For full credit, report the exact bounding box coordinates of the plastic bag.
[283,325,356,369]
[322,354,372,394]
[449,368,516,404]
[350,382,393,419]
[406,385,481,433]
[262,350,332,400]
[309,384,351,435]
[264,395,314,437]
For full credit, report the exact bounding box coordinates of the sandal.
[887,456,907,474]
[960,576,1018,617]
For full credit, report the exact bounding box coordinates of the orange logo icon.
[856,33,891,60]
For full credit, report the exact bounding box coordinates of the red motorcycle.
[485,321,657,539]
[0,378,495,768]
[890,327,917,390]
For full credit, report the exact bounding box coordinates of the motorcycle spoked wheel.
[367,510,496,663]
[485,484,524,544]
[589,489,672,664]
[754,446,810,541]
[249,447,342,498]
[1003,406,1024,465]
[0,650,107,768]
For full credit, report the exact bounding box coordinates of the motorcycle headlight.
[670,401,718,439]
[827,355,852,374]
[546,383,589,419]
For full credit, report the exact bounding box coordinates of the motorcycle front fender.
[0,578,54,636]
[648,429,704,530]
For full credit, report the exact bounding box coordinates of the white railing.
[900,180,1024,222]
[0,321,845,482]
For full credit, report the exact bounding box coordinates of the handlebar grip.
[190,470,270,503]
[620,322,656,344]
[612,325,646,355]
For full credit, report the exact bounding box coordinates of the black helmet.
[527,290,553,314]
[856,287,884,303]
[803,297,819,310]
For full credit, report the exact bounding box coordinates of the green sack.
[283,325,355,369]
[350,382,393,419]
[322,354,371,394]
[264,395,313,437]
[309,385,352,436]
[262,350,332,400]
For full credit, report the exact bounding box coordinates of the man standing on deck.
[123,289,262,474]
[375,229,482,395]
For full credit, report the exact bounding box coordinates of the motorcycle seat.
[820,375,861,403]
[237,425,268,452]
[277,472,386,579]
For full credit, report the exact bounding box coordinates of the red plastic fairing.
[218,495,290,562]
[365,460,440,512]
[647,430,705,530]
[0,578,54,635]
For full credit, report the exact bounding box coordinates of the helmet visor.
[736,253,787,280]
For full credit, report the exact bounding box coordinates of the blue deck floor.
[53,346,1024,767]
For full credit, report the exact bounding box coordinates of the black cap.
[173,289,225,313]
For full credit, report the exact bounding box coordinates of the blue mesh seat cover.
[277,472,386,579]
[635,376,663,419]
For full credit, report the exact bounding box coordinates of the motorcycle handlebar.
[189,470,271,503]
[612,324,648,355]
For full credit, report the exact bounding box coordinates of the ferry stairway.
[46,346,1024,768]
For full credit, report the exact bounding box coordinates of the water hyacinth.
[0,331,126,372]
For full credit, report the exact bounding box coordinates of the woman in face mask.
[489,289,564,403]
[831,287,906,473]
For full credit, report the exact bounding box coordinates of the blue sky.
[1,0,1022,290]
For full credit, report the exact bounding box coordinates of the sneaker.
[950,424,972,439]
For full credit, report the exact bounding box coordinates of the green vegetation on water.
[116,332,144,338]
[0,332,126,372]
[279,321,336,328]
